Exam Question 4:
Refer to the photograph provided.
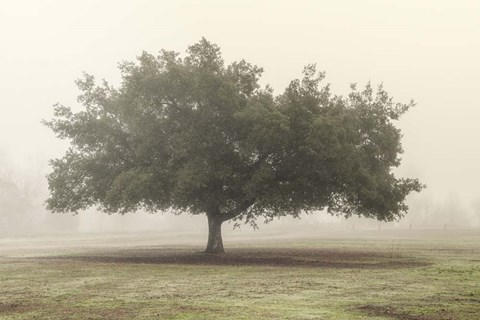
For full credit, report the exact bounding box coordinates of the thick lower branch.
[221,199,255,221]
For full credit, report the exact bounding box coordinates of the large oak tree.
[45,38,423,253]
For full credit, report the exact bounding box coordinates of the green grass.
[1,229,479,319]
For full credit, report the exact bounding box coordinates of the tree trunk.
[205,214,224,254]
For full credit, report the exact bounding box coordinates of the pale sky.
[1,0,479,204]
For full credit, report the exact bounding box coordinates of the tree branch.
[221,198,255,222]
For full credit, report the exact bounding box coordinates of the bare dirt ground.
[33,247,430,269]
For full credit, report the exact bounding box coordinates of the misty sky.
[1,0,479,205]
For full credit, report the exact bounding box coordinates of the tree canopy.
[44,38,423,253]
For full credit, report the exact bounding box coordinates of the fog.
[1,0,479,235]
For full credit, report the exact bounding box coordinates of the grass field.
[1,228,479,319]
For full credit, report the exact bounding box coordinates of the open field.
[1,228,479,319]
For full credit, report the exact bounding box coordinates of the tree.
[0,170,36,235]
[44,38,423,253]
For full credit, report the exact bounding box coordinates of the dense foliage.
[45,38,423,252]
